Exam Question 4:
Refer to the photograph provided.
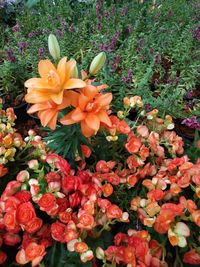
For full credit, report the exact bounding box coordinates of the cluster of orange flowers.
[25,58,112,137]
[11,37,199,265]
[0,105,25,176]
[0,93,199,265]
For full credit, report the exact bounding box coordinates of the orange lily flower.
[27,91,79,130]
[25,57,86,105]
[60,85,112,137]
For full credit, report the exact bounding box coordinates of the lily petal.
[25,78,53,89]
[62,90,79,108]
[60,110,76,125]
[27,103,51,114]
[25,91,52,103]
[63,78,86,90]
[38,60,56,79]
[96,84,109,91]
[65,59,76,81]
[98,111,112,126]
[81,121,95,138]
[45,112,58,130]
[71,107,86,122]
[78,93,89,111]
[81,85,99,99]
[85,114,100,131]
[38,109,57,128]
[50,91,64,105]
[96,93,112,107]
[57,57,67,85]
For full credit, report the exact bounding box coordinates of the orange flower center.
[46,70,61,92]
[85,101,101,113]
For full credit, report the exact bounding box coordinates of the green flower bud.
[89,52,106,76]
[70,59,78,78]
[48,34,60,61]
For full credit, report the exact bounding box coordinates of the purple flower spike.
[185,90,193,100]
[193,25,200,42]
[18,42,27,54]
[126,24,133,33]
[122,69,133,83]
[12,23,20,32]
[111,56,120,72]
[55,29,63,38]
[120,8,127,16]
[154,54,161,64]
[38,48,45,58]
[6,48,16,62]
[60,19,67,27]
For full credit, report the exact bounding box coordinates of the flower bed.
[0,34,199,266]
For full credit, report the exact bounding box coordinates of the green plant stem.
[83,73,92,81]
[15,143,31,160]
[174,247,183,267]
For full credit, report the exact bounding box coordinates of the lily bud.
[48,34,60,61]
[70,60,78,78]
[89,52,106,76]
[96,247,104,260]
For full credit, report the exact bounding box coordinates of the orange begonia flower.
[25,57,86,105]
[60,85,112,137]
[27,91,78,130]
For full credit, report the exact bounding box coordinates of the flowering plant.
[0,99,200,266]
[0,101,25,178]
[0,35,200,266]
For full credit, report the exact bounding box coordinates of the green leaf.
[45,242,93,267]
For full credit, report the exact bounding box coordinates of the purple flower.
[104,11,110,18]
[122,69,133,83]
[12,23,20,32]
[186,101,194,109]
[18,42,27,54]
[126,24,133,34]
[154,53,161,64]
[97,23,102,31]
[34,31,42,36]
[111,6,116,15]
[185,90,193,100]
[182,116,200,130]
[173,76,180,86]
[6,48,16,62]
[111,56,120,72]
[68,24,75,32]
[107,32,120,51]
[145,104,153,112]
[96,0,103,19]
[193,25,200,41]
[60,19,67,27]
[120,8,127,16]
[48,15,52,21]
[28,32,34,38]
[55,29,63,38]
[38,48,45,58]
[99,43,106,51]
